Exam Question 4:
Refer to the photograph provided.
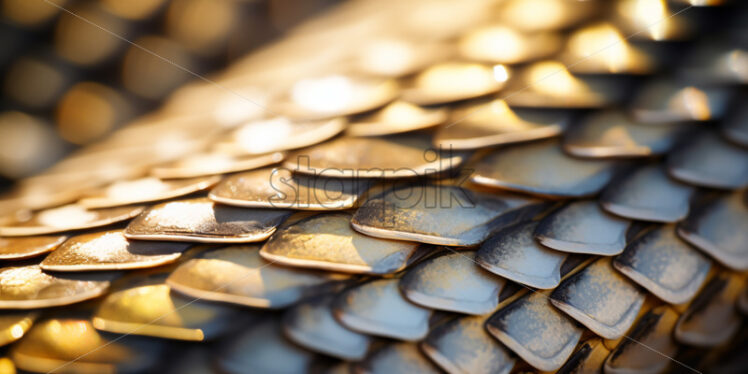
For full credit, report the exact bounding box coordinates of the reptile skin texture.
[0,0,745,373]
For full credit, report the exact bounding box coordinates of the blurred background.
[0,0,341,189]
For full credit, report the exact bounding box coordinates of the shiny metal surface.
[261,212,425,274]
[124,198,292,243]
[167,245,349,309]
[535,200,630,255]
[209,167,372,210]
[400,251,505,315]
[352,184,545,246]
[472,140,617,198]
[40,230,189,271]
[0,0,744,372]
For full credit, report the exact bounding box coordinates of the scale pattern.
[0,0,746,373]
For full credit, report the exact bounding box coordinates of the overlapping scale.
[284,133,469,179]
[93,280,251,341]
[166,245,349,309]
[504,61,623,108]
[400,62,508,106]
[0,235,67,260]
[162,83,267,128]
[260,212,427,274]
[40,230,190,271]
[209,167,372,210]
[273,75,398,120]
[346,101,447,137]
[472,140,618,198]
[0,184,90,219]
[557,338,610,374]
[677,191,748,270]
[477,221,567,289]
[561,23,655,75]
[458,25,561,65]
[434,99,569,150]
[150,151,284,179]
[0,204,143,237]
[0,264,117,309]
[603,306,680,374]
[215,317,316,374]
[486,291,584,371]
[535,200,630,255]
[332,278,432,341]
[352,184,547,246]
[563,111,690,158]
[674,273,743,346]
[600,164,695,222]
[351,39,450,78]
[282,294,372,361]
[550,258,646,339]
[613,225,711,304]
[422,311,516,374]
[355,341,442,374]
[10,317,164,373]
[613,0,693,41]
[400,250,505,315]
[124,198,292,243]
[78,176,220,209]
[631,81,730,123]
[214,117,347,156]
[679,44,748,85]
[667,131,748,189]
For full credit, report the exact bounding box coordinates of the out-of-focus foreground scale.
[0,0,746,373]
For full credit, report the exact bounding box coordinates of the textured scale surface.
[0,0,746,373]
